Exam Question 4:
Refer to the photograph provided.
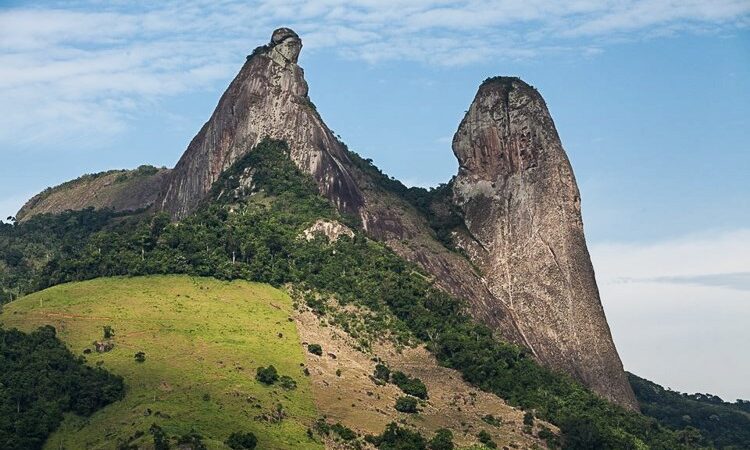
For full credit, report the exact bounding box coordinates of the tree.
[150,423,170,450]
[429,428,454,450]
[477,430,496,449]
[374,363,390,382]
[256,365,279,385]
[307,343,323,356]
[395,396,419,413]
[226,431,258,449]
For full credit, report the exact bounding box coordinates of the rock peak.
[269,27,302,64]
[450,76,639,410]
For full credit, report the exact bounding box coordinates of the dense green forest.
[0,139,746,448]
[0,325,125,450]
[629,373,750,449]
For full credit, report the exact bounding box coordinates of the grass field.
[0,275,323,450]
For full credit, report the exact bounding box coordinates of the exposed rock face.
[17,167,169,221]
[302,219,354,242]
[17,30,636,411]
[157,28,364,219]
[450,77,638,410]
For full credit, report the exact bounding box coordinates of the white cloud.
[591,229,750,401]
[0,1,747,147]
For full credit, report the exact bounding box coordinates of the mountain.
[450,77,637,410]
[14,28,635,410]
[16,165,169,222]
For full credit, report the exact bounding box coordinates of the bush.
[367,422,426,450]
[374,363,390,382]
[279,375,297,390]
[395,396,419,413]
[308,343,323,356]
[134,351,146,363]
[149,424,170,450]
[481,414,502,427]
[429,428,454,450]
[331,423,357,441]
[177,432,207,450]
[256,365,279,385]
[103,325,115,339]
[523,411,534,426]
[477,430,496,449]
[391,371,428,399]
[226,431,258,449]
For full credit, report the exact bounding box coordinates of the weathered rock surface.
[450,77,638,410]
[17,167,169,221]
[302,219,354,242]
[156,28,364,219]
[17,29,636,411]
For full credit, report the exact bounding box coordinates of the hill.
[16,166,169,222]
[1,275,553,449]
[1,276,320,450]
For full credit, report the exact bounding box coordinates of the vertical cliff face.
[451,77,638,410]
[153,30,635,410]
[157,28,364,219]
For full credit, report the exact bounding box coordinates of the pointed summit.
[157,28,364,219]
[451,76,639,410]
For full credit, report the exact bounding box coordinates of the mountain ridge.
[14,28,634,410]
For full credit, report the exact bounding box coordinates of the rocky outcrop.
[152,31,634,409]
[302,219,354,242]
[16,29,636,411]
[17,166,169,221]
[156,28,364,219]
[450,77,638,410]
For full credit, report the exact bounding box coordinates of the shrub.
[149,423,170,450]
[523,411,535,426]
[373,363,390,382]
[395,396,419,413]
[134,351,146,363]
[391,371,428,399]
[177,432,207,450]
[226,431,258,449]
[429,428,454,450]
[366,422,427,450]
[308,343,323,356]
[103,325,115,339]
[279,375,297,390]
[477,430,497,449]
[256,365,279,385]
[331,423,357,441]
[482,414,502,427]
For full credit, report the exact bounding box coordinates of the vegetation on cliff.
[0,139,736,448]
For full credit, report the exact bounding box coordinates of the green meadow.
[0,275,322,450]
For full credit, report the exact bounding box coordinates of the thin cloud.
[0,1,747,147]
[591,229,750,400]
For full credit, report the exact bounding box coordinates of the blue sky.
[1,1,749,399]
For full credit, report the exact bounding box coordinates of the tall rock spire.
[451,77,638,410]
[157,28,364,219]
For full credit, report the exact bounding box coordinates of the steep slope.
[450,77,637,410]
[157,28,364,219]
[16,166,169,222]
[0,275,553,449]
[12,28,634,410]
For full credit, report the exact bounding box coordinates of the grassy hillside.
[0,275,322,450]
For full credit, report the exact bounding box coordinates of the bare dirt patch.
[295,310,555,449]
